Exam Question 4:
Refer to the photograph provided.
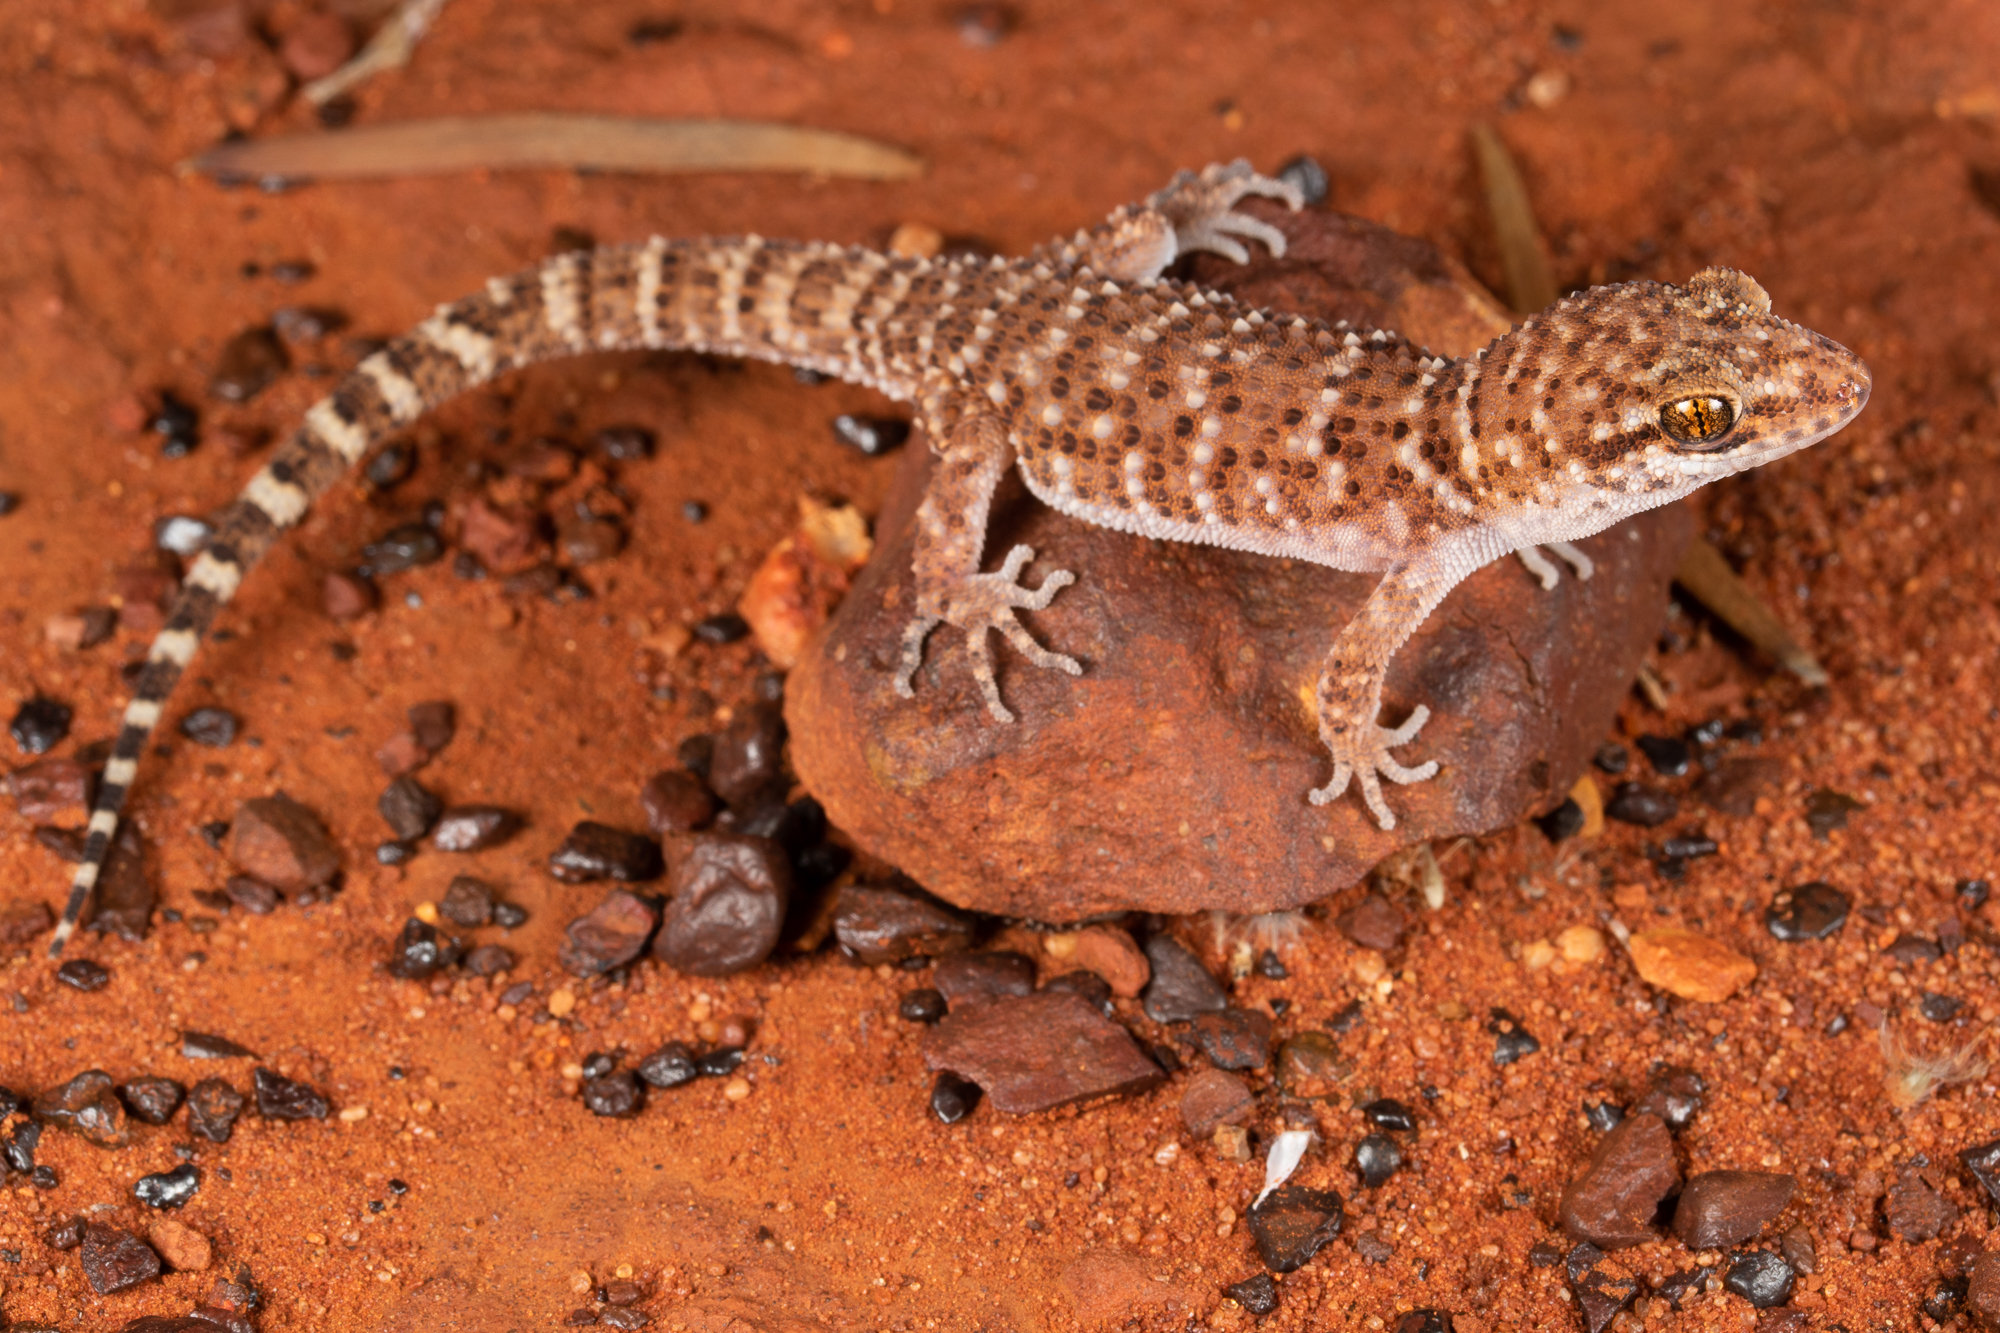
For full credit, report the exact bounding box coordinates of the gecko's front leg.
[1308,558,1464,829]
[894,414,1081,722]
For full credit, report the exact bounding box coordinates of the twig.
[1470,123,1558,315]
[303,0,450,107]
[1673,536,1830,686]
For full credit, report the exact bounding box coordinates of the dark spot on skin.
[1210,372,1233,387]
[1220,395,1242,414]
[1148,382,1168,400]
[1049,376,1070,398]
[1392,421,1409,440]
[1084,387,1111,411]
[1345,480,1361,496]
[1174,416,1194,437]
[1283,408,1304,425]
[738,295,755,313]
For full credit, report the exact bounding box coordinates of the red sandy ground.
[1,0,1997,1329]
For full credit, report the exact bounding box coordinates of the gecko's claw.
[1151,159,1305,267]
[895,544,1080,723]
[1309,704,1439,830]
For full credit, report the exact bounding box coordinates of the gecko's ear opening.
[1685,268,1772,316]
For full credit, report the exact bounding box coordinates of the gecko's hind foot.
[1149,159,1305,265]
[1515,542,1596,590]
[895,544,1080,723]
[1308,704,1439,830]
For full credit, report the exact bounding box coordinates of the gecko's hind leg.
[1043,159,1305,284]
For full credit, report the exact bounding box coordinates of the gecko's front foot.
[894,544,1081,723]
[1149,159,1306,265]
[1308,705,1439,830]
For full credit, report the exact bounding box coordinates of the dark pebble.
[696,1047,744,1079]
[387,917,453,980]
[4,1120,39,1172]
[636,1043,698,1090]
[692,613,750,645]
[210,326,287,402]
[33,1069,128,1147]
[406,700,454,752]
[228,793,339,891]
[677,733,715,778]
[652,834,791,977]
[1528,1240,1564,1267]
[1885,1166,1958,1242]
[378,777,443,840]
[1141,935,1227,1023]
[431,806,520,851]
[1585,1101,1624,1133]
[1636,734,1691,777]
[10,697,72,755]
[830,884,974,965]
[594,424,655,460]
[830,414,910,455]
[178,707,239,748]
[1886,932,1942,965]
[681,500,708,523]
[222,875,279,914]
[1337,895,1409,953]
[1633,1065,1705,1131]
[1178,1068,1253,1137]
[1960,878,1992,909]
[1569,1245,1641,1333]
[1354,1133,1402,1188]
[118,1077,186,1126]
[1275,1031,1352,1098]
[463,944,515,977]
[272,304,348,343]
[254,1066,329,1120]
[726,795,824,856]
[1488,1009,1541,1065]
[1971,1255,2000,1330]
[181,1030,257,1060]
[492,901,528,929]
[558,890,659,977]
[1041,969,1112,1011]
[1354,1232,1395,1263]
[599,1309,650,1330]
[1189,1007,1274,1070]
[1390,1313,1453,1333]
[1593,742,1629,774]
[640,769,718,834]
[0,491,17,516]
[1538,796,1586,842]
[1921,991,1963,1022]
[1255,948,1288,979]
[150,390,198,441]
[1672,1170,1796,1247]
[1765,882,1849,942]
[1961,1138,2000,1206]
[1605,782,1678,827]
[899,988,947,1024]
[706,702,785,806]
[363,440,415,488]
[1652,1265,1712,1311]
[1804,788,1862,838]
[499,982,535,1007]
[955,3,1010,48]
[1724,1251,1795,1308]
[80,1222,161,1294]
[933,951,1036,1006]
[323,570,379,619]
[1362,1098,1416,1132]
[46,1215,84,1250]
[55,959,109,992]
[582,1050,617,1078]
[361,522,445,574]
[270,258,315,282]
[134,1163,201,1209]
[582,1071,643,1118]
[1247,1183,1344,1273]
[1558,1113,1679,1247]
[1225,1272,1278,1315]
[1924,1274,1968,1324]
[1276,153,1330,205]
[549,822,665,883]
[930,1072,981,1124]
[439,876,494,927]
[1661,832,1719,859]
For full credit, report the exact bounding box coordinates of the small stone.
[7,755,93,821]
[925,991,1164,1114]
[1141,935,1227,1023]
[439,876,494,927]
[1885,1167,1958,1242]
[228,794,339,891]
[930,1071,982,1123]
[1391,1313,1453,1333]
[600,1309,651,1330]
[1594,743,1630,774]
[187,1079,245,1142]
[1558,1112,1679,1247]
[1539,796,1586,842]
[0,491,17,516]
[1355,1231,1396,1263]
[1635,734,1691,776]
[1697,757,1784,815]
[696,1047,745,1079]
[222,875,279,914]
[705,703,786,806]
[119,1077,186,1126]
[1189,1007,1274,1070]
[361,523,445,575]
[464,944,515,976]
[492,901,528,929]
[1652,1265,1712,1311]
[182,1030,257,1060]
[1489,1008,1541,1065]
[405,700,454,752]
[254,1066,329,1120]
[1568,1245,1640,1333]
[1628,928,1757,1003]
[387,918,452,980]
[1926,1275,1971,1325]
[830,414,910,456]
[1724,1252,1795,1308]
[1277,153,1330,205]
[178,707,238,747]
[46,606,119,651]
[1961,1138,2000,1207]
[432,806,520,851]
[594,424,655,460]
[693,612,750,644]
[1528,1240,1563,1268]
[1672,1171,1796,1248]
[1968,1253,2000,1331]
[4,1120,40,1172]
[1275,1031,1353,1098]
[652,835,791,976]
[1362,1098,1416,1131]
[90,823,154,942]
[640,770,718,834]
[636,1043,698,1090]
[134,1164,201,1209]
[583,1071,644,1118]
[146,1218,212,1272]
[899,988,948,1024]
[1336,893,1408,951]
[1804,788,1862,838]
[34,1069,129,1147]
[322,570,378,620]
[1179,1068,1254,1137]
[273,303,349,344]
[549,822,665,883]
[559,890,660,977]
[1605,783,1678,826]
[10,697,72,755]
[456,498,543,574]
[55,959,109,992]
[1355,1133,1402,1188]
[1041,970,1112,1010]
[1885,932,1942,965]
[210,326,286,402]
[80,1223,161,1294]
[377,777,443,840]
[1585,1101,1624,1133]
[1633,1066,1706,1131]
[1558,925,1607,964]
[830,885,974,964]
[1779,1224,1816,1276]
[46,1215,85,1250]
[933,951,1037,1006]
[1050,925,1150,997]
[1921,991,1963,1022]
[1246,1183,1344,1273]
[1226,1272,1278,1315]
[0,897,55,945]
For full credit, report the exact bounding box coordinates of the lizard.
[46,160,1870,956]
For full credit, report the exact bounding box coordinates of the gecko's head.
[1471,268,1869,504]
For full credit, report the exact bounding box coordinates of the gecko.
[47,160,1869,955]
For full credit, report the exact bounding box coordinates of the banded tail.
[50,234,960,954]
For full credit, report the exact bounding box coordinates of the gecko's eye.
[1658,396,1735,448]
